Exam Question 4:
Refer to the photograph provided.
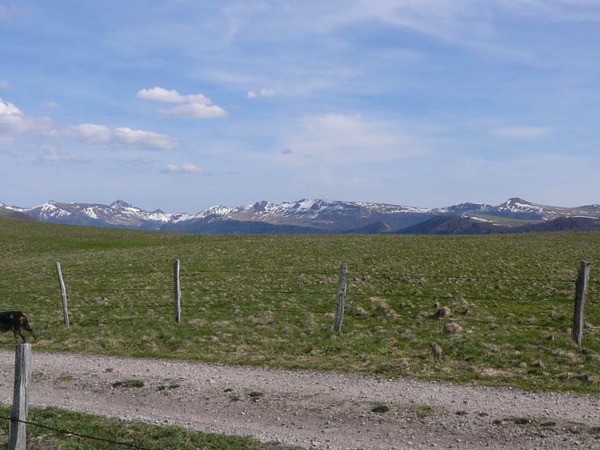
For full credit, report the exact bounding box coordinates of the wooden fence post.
[333,262,348,332]
[174,259,182,323]
[55,262,70,327]
[572,261,591,346]
[9,344,32,450]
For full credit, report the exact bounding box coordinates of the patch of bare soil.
[0,350,599,449]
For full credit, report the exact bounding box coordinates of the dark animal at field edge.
[0,311,37,343]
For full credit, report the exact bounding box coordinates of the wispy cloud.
[492,126,551,140]
[136,87,227,118]
[0,3,18,21]
[161,163,203,174]
[279,113,426,164]
[498,0,600,22]
[35,145,92,164]
[118,156,155,166]
[224,1,490,49]
[247,88,276,99]
[69,124,177,150]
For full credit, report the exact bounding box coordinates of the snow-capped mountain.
[163,199,434,233]
[439,197,600,221]
[2,197,599,234]
[11,200,173,230]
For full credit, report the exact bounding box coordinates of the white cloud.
[136,86,227,118]
[279,113,426,164]
[161,163,203,174]
[69,124,177,150]
[492,126,551,140]
[71,123,112,144]
[0,97,55,134]
[136,87,211,104]
[0,98,178,152]
[247,88,276,99]
[159,102,227,119]
[0,98,24,128]
[114,127,178,150]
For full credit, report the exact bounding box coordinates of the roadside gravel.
[0,350,599,449]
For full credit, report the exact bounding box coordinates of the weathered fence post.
[572,261,591,345]
[55,262,70,327]
[333,262,348,332]
[9,344,32,450]
[174,259,182,323]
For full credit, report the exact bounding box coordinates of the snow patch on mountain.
[4,197,600,234]
[83,207,98,219]
[40,203,72,219]
[498,198,544,213]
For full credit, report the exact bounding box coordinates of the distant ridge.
[0,204,34,221]
[397,215,600,235]
[397,216,501,235]
[2,197,600,235]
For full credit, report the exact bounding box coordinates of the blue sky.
[1,0,599,213]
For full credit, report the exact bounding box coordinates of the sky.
[1,0,600,213]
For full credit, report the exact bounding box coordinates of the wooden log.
[55,262,70,327]
[572,261,591,345]
[333,262,348,332]
[174,259,182,323]
[9,344,32,450]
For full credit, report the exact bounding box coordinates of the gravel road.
[0,349,599,449]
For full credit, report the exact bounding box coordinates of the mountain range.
[1,197,600,235]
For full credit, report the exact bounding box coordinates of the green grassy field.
[0,406,295,449]
[1,217,599,394]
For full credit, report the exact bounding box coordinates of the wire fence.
[0,260,597,348]
[0,260,595,338]
[0,266,593,303]
[0,260,597,448]
[0,415,150,449]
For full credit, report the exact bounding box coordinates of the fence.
[54,259,349,333]
[0,259,596,342]
[3,343,149,449]
[1,260,597,336]
[49,259,593,343]
[0,260,596,448]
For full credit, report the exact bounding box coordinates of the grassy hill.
[1,218,599,393]
[0,207,33,221]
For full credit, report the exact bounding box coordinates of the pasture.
[1,217,599,393]
[0,405,293,449]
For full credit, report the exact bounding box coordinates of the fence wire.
[0,262,596,447]
[1,262,596,331]
[0,415,150,449]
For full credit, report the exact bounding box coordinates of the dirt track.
[0,349,599,449]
